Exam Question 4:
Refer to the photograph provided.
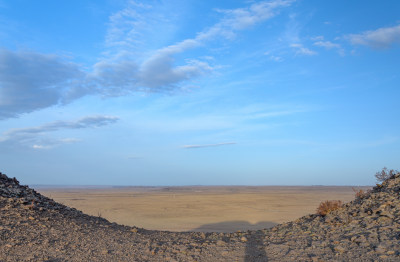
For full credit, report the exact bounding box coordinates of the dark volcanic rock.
[1,171,400,261]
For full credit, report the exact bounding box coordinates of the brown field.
[37,186,370,233]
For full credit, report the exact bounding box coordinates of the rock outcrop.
[1,171,399,261]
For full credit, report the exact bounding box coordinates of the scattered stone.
[101,249,110,255]
[334,245,346,253]
[1,171,400,261]
[216,240,225,246]
[375,244,388,253]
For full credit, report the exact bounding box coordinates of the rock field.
[1,171,399,261]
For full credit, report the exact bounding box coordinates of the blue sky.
[0,0,399,186]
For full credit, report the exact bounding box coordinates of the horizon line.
[31,184,375,188]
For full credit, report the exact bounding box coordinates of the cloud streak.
[0,49,83,119]
[182,142,236,149]
[0,115,119,149]
[0,1,295,120]
[290,43,317,56]
[313,39,344,56]
[347,24,400,49]
[313,41,340,49]
[94,0,295,93]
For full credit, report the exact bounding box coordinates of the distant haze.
[0,0,399,186]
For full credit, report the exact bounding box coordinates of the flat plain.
[37,186,370,232]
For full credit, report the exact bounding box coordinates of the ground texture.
[1,172,400,261]
[37,185,360,232]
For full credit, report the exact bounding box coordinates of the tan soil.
[3,172,399,261]
[37,186,367,232]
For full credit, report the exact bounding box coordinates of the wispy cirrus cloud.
[246,109,306,119]
[182,142,236,149]
[290,43,317,56]
[105,1,153,50]
[127,155,143,160]
[94,0,296,94]
[268,55,284,62]
[313,40,340,49]
[347,24,400,49]
[204,0,295,39]
[0,115,119,149]
[31,138,81,150]
[130,103,309,134]
[0,1,295,120]
[0,49,83,119]
[313,38,344,56]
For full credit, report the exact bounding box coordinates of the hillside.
[1,172,399,261]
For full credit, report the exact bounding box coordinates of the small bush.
[375,167,399,183]
[352,187,366,199]
[316,200,343,216]
[28,200,35,210]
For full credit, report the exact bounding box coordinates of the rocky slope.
[1,171,399,261]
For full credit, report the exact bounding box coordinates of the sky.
[0,0,399,186]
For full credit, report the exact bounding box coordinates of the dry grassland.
[37,186,369,232]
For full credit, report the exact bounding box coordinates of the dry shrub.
[352,187,366,199]
[375,167,399,183]
[28,200,35,210]
[316,200,343,216]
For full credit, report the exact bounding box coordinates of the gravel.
[1,172,399,261]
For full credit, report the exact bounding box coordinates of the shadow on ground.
[193,221,274,261]
[192,220,277,233]
[244,230,269,262]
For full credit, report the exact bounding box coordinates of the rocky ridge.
[1,171,399,261]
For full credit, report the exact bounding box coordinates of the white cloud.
[290,43,317,56]
[313,41,340,49]
[105,1,155,50]
[0,1,295,119]
[95,2,214,95]
[95,0,295,93]
[311,36,324,41]
[182,142,236,149]
[6,116,118,135]
[313,40,344,55]
[137,55,212,89]
[127,155,143,160]
[0,49,83,119]
[59,138,81,143]
[32,144,47,149]
[347,24,400,48]
[214,0,294,32]
[247,109,305,119]
[131,104,308,133]
[269,55,284,62]
[32,138,79,150]
[0,115,118,149]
